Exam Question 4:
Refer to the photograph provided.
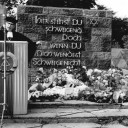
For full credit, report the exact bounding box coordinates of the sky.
[96,0,128,18]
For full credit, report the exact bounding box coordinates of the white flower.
[94,68,102,73]
[113,90,125,103]
[32,91,42,98]
[87,69,93,76]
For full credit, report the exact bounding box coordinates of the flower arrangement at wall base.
[28,67,128,104]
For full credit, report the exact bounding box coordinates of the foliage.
[96,4,108,10]
[26,0,96,9]
[97,4,128,48]
[0,0,27,16]
[122,35,128,48]
[112,17,128,48]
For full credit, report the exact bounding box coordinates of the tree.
[96,4,108,10]
[112,17,128,48]
[26,0,96,9]
[97,4,128,48]
[0,0,27,16]
[122,35,128,48]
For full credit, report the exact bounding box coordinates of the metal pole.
[0,4,6,128]
[3,2,7,114]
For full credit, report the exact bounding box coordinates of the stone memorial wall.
[17,6,112,84]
